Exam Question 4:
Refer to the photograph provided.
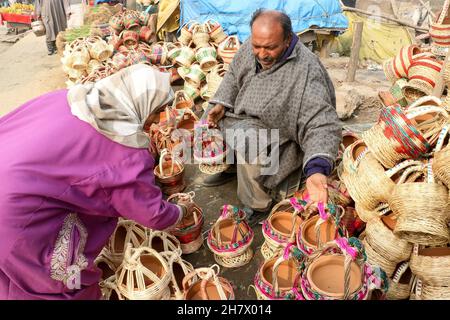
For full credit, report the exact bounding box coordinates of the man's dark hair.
[250,9,293,40]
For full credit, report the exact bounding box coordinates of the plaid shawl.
[67,64,173,148]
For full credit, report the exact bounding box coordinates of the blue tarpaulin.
[180,0,348,42]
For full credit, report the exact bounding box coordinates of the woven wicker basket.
[432,124,450,188]
[430,0,450,53]
[191,23,210,48]
[146,229,181,254]
[205,19,228,45]
[362,239,397,277]
[99,275,125,300]
[160,250,194,300]
[413,278,450,300]
[341,140,393,210]
[386,262,414,300]
[206,63,226,97]
[207,205,254,268]
[167,192,204,254]
[402,58,444,102]
[365,216,413,263]
[154,149,186,195]
[106,219,148,268]
[297,204,347,256]
[178,21,199,46]
[195,46,218,72]
[410,245,450,287]
[301,239,387,300]
[262,198,303,257]
[254,245,304,300]
[95,248,117,281]
[218,36,240,64]
[362,106,448,168]
[182,265,235,300]
[390,163,450,246]
[86,35,113,62]
[116,245,172,300]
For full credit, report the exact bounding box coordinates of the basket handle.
[271,244,295,292]
[158,149,175,177]
[405,106,449,120]
[434,124,450,152]
[407,96,442,110]
[335,238,359,300]
[436,0,450,25]
[385,160,426,179]
[199,265,228,300]
[391,262,410,284]
[396,165,426,184]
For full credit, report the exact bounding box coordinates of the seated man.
[205,9,342,221]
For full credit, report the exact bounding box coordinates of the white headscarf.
[67,64,173,148]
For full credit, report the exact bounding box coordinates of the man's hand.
[207,104,225,128]
[305,173,328,205]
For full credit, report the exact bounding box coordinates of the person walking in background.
[35,0,71,55]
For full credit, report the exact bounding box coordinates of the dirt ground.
[0,28,388,299]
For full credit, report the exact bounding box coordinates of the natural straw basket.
[412,278,450,300]
[94,248,117,281]
[146,229,181,254]
[115,244,172,300]
[205,19,228,45]
[386,262,414,300]
[354,202,389,223]
[191,23,210,48]
[178,21,199,46]
[254,244,304,300]
[207,205,254,268]
[410,245,450,286]
[206,63,226,97]
[389,162,450,246]
[432,124,450,188]
[391,45,423,79]
[297,202,346,256]
[160,250,194,300]
[166,192,204,254]
[430,0,450,53]
[341,140,393,210]
[218,35,240,65]
[99,275,125,300]
[403,57,444,100]
[182,265,235,300]
[365,215,413,263]
[153,148,186,195]
[106,219,148,268]
[195,46,218,72]
[362,106,448,168]
[362,239,397,277]
[301,238,388,300]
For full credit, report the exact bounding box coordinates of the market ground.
[0,30,382,299]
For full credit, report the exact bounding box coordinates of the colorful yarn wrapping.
[207,205,254,254]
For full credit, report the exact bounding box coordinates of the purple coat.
[0,90,180,299]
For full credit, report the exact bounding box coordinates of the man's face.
[251,22,290,70]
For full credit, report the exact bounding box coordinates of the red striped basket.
[402,57,443,103]
[430,0,450,55]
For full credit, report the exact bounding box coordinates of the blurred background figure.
[35,0,71,55]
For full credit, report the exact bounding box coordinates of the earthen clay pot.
[301,215,338,250]
[261,257,299,291]
[269,212,302,238]
[307,255,363,298]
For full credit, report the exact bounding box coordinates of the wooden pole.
[346,21,364,83]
